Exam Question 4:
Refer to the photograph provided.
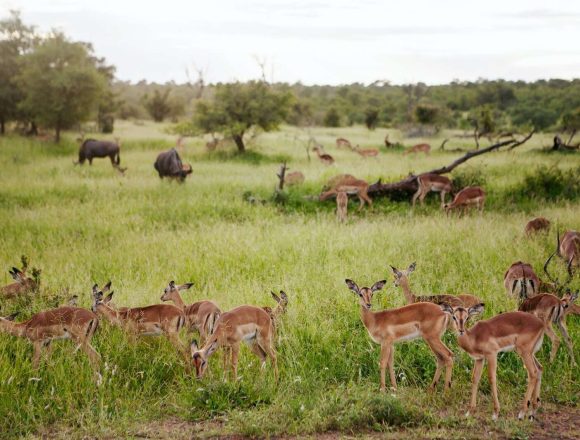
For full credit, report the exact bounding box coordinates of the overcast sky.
[1,0,579,85]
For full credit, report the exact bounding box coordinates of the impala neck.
[455,328,474,353]
[359,305,375,332]
[98,303,122,325]
[0,319,26,338]
[170,292,186,310]
[398,277,416,303]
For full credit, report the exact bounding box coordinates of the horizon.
[1,0,579,86]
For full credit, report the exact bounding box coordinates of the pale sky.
[1,0,579,85]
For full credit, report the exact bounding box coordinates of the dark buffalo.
[154,148,192,182]
[75,138,123,170]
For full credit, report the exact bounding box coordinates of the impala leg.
[388,345,396,390]
[412,188,421,207]
[231,343,240,380]
[222,346,231,381]
[531,356,543,417]
[259,338,278,383]
[167,332,191,373]
[42,340,53,363]
[32,341,42,370]
[486,355,501,420]
[519,352,539,420]
[557,320,576,365]
[467,359,484,417]
[249,342,267,369]
[379,343,393,392]
[360,191,372,210]
[440,191,446,209]
[426,338,453,391]
[544,322,560,362]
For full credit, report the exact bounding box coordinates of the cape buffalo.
[75,137,125,172]
[154,148,192,182]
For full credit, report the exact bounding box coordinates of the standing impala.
[0,305,100,372]
[503,261,540,302]
[442,304,545,420]
[519,290,577,364]
[345,279,453,392]
[391,263,482,309]
[312,146,335,165]
[403,143,430,155]
[91,282,190,369]
[160,281,221,342]
[411,173,453,209]
[443,186,485,215]
[319,175,372,211]
[190,305,278,381]
[336,137,352,149]
[1,256,41,298]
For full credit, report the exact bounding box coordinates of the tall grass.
[0,123,578,438]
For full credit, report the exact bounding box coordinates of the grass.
[0,121,579,438]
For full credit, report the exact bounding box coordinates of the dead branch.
[276,162,288,192]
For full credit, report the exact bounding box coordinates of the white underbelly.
[499,344,515,353]
[396,330,421,342]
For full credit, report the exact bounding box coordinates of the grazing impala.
[190,305,278,381]
[404,143,430,155]
[544,239,578,316]
[1,256,41,298]
[442,303,545,420]
[519,290,577,364]
[503,262,540,301]
[345,279,453,392]
[353,145,379,158]
[160,281,221,342]
[312,146,335,165]
[524,217,551,236]
[411,173,453,208]
[443,186,485,215]
[336,137,352,149]
[0,305,100,371]
[91,282,190,368]
[559,230,580,270]
[391,263,482,309]
[262,291,289,325]
[319,175,372,211]
[336,191,348,222]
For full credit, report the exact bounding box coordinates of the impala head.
[160,280,194,302]
[345,279,386,310]
[441,303,485,336]
[190,339,218,379]
[561,290,579,309]
[390,262,416,287]
[270,290,289,311]
[91,282,114,313]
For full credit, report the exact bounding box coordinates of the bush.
[451,166,487,190]
[515,165,580,201]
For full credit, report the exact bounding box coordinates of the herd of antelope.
[0,223,577,420]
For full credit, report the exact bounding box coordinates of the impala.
[1,256,41,298]
[345,279,453,392]
[190,305,278,381]
[411,173,453,208]
[559,230,579,269]
[519,290,577,364]
[503,261,540,301]
[262,290,289,325]
[284,171,305,186]
[442,303,545,420]
[391,263,482,309]
[443,186,485,215]
[91,282,190,369]
[336,191,348,222]
[544,243,578,316]
[319,175,372,211]
[0,305,100,371]
[312,146,335,165]
[336,137,352,149]
[524,217,550,236]
[403,143,430,155]
[353,145,379,158]
[160,281,221,342]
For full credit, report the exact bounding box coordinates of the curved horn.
[543,251,558,285]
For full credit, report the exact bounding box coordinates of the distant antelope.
[391,262,482,309]
[524,217,551,236]
[0,305,100,372]
[404,143,430,155]
[336,137,352,149]
[336,191,348,222]
[0,256,41,299]
[519,290,577,364]
[345,279,453,392]
[443,303,545,420]
[412,173,452,209]
[312,146,335,165]
[443,186,485,215]
[353,145,379,158]
[503,262,540,302]
[160,280,221,342]
[319,175,372,211]
[559,230,579,270]
[190,305,278,381]
[284,171,305,186]
[384,134,395,148]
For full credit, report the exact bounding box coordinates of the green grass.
[0,122,578,438]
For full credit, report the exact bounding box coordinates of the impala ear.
[178,282,193,291]
[104,292,114,303]
[440,303,454,314]
[280,290,288,302]
[169,280,176,289]
[271,291,281,303]
[407,262,416,273]
[6,312,19,321]
[10,267,23,281]
[371,280,387,292]
[206,340,219,357]
[390,265,402,277]
[468,303,485,316]
[345,279,360,295]
[102,281,112,293]
[92,284,99,296]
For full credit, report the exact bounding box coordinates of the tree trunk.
[55,124,61,143]
[0,117,5,135]
[233,133,245,153]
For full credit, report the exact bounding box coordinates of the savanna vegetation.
[0,122,579,438]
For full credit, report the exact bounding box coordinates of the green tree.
[323,107,341,127]
[142,89,172,122]
[364,107,379,130]
[190,81,291,152]
[17,32,108,141]
[0,11,35,134]
[414,104,439,125]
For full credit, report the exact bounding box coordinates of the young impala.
[319,175,372,211]
[404,143,430,155]
[160,281,221,342]
[345,279,453,392]
[524,217,550,237]
[503,261,540,302]
[443,186,485,215]
[190,305,278,381]
[442,303,545,420]
[91,282,190,369]
[391,263,482,309]
[1,256,41,298]
[0,305,100,372]
[411,173,453,209]
[519,290,577,364]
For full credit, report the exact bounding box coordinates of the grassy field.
[0,121,578,439]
